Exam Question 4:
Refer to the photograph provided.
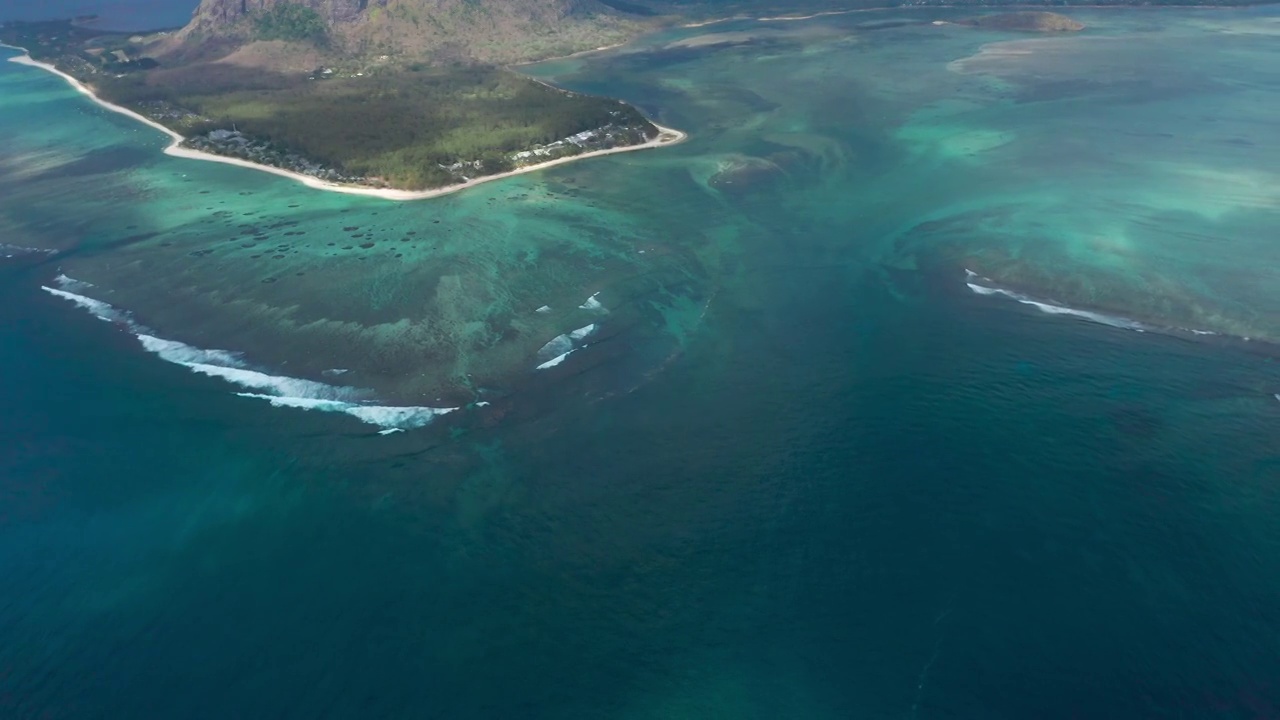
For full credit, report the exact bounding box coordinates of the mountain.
[175,0,647,64]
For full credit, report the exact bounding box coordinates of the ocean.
[3,7,1280,718]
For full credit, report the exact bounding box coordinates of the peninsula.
[0,1,683,196]
[2,0,1264,195]
[2,47,684,200]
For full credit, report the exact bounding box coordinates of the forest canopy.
[252,4,328,43]
[96,64,655,189]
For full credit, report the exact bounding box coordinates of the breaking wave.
[42,287,128,324]
[964,270,1150,332]
[1,243,57,259]
[537,334,574,362]
[536,350,575,370]
[54,273,90,289]
[236,394,453,429]
[135,334,248,372]
[41,280,453,430]
[534,324,601,371]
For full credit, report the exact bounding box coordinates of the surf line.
[2,44,687,202]
[40,278,455,431]
[963,269,1151,332]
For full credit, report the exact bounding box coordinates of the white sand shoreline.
[2,44,686,202]
[515,41,629,66]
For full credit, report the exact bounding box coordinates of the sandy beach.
[682,8,864,26]
[758,10,859,22]
[681,17,742,29]
[3,46,686,202]
[515,41,629,66]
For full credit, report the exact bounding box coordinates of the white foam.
[378,428,405,436]
[965,282,1000,296]
[41,286,126,323]
[475,401,491,407]
[42,282,455,429]
[579,292,605,312]
[536,350,574,370]
[535,305,552,314]
[54,273,92,289]
[136,334,246,369]
[233,394,356,412]
[1020,299,1147,332]
[533,321,601,370]
[1,243,56,258]
[343,404,455,428]
[538,333,574,361]
[236,394,455,429]
[188,362,362,400]
[965,279,1148,332]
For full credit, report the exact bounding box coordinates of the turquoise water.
[4,8,1280,717]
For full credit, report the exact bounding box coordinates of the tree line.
[168,66,652,188]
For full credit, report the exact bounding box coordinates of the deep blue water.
[6,250,1280,718]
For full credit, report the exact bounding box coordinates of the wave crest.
[963,270,1149,332]
[42,281,452,430]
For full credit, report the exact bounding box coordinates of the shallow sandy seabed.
[5,6,1280,424]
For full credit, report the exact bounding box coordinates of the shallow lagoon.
[8,7,1280,420]
[3,7,1280,718]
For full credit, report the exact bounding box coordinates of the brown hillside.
[171,0,648,65]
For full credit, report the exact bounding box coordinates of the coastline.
[681,17,743,28]
[758,9,863,22]
[2,46,686,202]
[515,41,629,66]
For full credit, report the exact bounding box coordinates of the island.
[0,0,684,196]
[3,0,1274,425]
[3,0,1265,196]
[956,11,1086,32]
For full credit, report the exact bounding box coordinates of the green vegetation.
[164,68,653,188]
[9,0,1255,191]
[252,3,328,43]
[0,20,102,62]
[0,19,657,190]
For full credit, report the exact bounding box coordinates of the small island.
[956,12,1086,32]
[0,1,682,196]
